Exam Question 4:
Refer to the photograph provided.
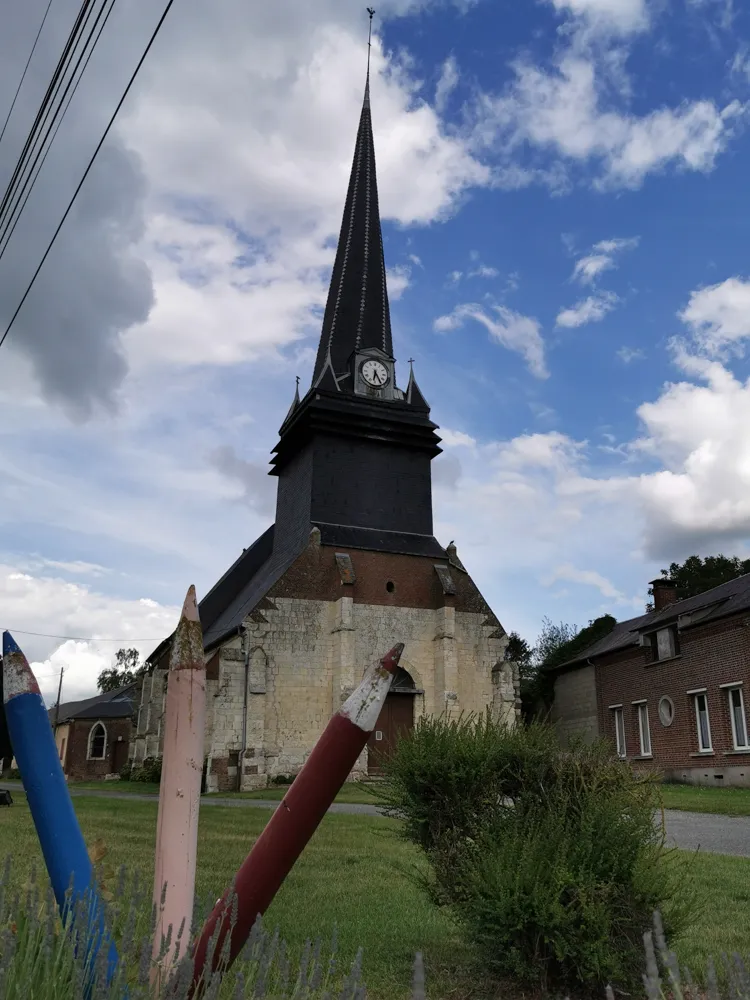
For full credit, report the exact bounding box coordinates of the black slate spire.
[312,65,393,389]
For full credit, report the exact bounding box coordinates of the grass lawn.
[2,794,749,998]
[658,783,750,817]
[54,780,750,817]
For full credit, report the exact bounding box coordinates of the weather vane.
[367,9,375,78]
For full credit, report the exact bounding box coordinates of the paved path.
[2,782,749,857]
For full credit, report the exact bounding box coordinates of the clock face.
[361,359,389,388]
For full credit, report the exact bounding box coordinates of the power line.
[1,627,165,642]
[0,0,56,149]
[0,0,96,235]
[0,0,118,259]
[0,0,178,351]
[0,0,119,261]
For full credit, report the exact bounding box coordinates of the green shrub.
[118,762,133,782]
[130,757,162,784]
[377,712,694,992]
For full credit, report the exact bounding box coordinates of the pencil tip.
[180,585,199,624]
[2,631,20,657]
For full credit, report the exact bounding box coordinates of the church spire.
[312,9,393,390]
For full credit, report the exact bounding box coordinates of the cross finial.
[407,357,415,372]
[295,375,300,387]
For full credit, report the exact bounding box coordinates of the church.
[131,68,519,792]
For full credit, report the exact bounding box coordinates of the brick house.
[51,683,139,782]
[131,72,519,793]
[550,576,750,787]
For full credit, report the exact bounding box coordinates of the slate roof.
[312,75,393,389]
[552,572,750,671]
[50,682,139,726]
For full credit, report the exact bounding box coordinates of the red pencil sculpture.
[187,642,404,995]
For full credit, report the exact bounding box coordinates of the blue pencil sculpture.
[1,630,120,989]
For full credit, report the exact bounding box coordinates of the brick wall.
[594,613,750,786]
[64,717,133,782]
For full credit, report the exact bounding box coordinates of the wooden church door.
[367,692,414,775]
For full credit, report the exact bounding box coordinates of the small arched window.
[88,722,107,760]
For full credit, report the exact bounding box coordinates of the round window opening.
[658,696,674,727]
[386,580,396,593]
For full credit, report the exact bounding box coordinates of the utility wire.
[1,628,166,642]
[0,0,56,149]
[0,0,178,351]
[0,0,95,235]
[0,0,108,250]
[0,0,119,260]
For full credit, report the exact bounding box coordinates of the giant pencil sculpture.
[152,585,207,984]
[188,642,405,995]
[1,631,120,987]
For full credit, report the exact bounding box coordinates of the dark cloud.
[0,0,154,419]
[208,444,276,516]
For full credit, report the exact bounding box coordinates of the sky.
[2,0,750,704]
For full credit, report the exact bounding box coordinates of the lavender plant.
[0,857,367,1000]
[1,856,748,999]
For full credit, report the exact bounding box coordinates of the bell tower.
[268,37,443,562]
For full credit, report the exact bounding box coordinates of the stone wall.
[134,537,519,792]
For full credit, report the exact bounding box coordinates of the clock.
[360,359,389,388]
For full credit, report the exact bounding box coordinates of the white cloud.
[469,264,500,279]
[678,277,750,357]
[114,10,490,373]
[0,564,178,704]
[730,46,750,82]
[435,54,460,111]
[434,303,548,378]
[572,236,639,285]
[556,291,619,327]
[542,563,629,601]
[617,346,645,362]
[548,0,649,36]
[440,428,477,448]
[475,49,745,190]
[386,265,412,299]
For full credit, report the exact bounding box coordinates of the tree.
[647,554,750,610]
[516,616,618,723]
[97,648,145,693]
[504,632,534,681]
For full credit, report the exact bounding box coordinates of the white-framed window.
[634,700,652,756]
[721,684,750,751]
[88,721,107,760]
[689,690,712,752]
[610,705,626,758]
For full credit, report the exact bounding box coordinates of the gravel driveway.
[2,782,749,857]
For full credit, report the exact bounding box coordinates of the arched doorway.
[367,667,417,775]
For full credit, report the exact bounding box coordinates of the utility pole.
[53,667,63,727]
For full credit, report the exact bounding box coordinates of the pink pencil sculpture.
[187,642,404,996]
[151,585,207,984]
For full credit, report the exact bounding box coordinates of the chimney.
[650,578,678,612]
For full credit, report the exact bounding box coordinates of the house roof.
[552,572,750,671]
[50,682,139,725]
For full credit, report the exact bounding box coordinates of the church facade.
[131,73,519,792]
